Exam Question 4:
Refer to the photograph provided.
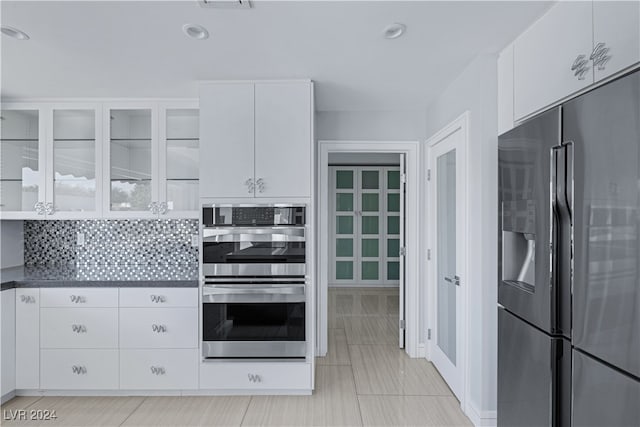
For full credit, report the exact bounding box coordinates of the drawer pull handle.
[71,324,87,333]
[150,366,166,375]
[152,324,167,333]
[71,365,87,375]
[70,295,87,304]
[20,295,36,304]
[247,373,262,383]
[150,295,167,304]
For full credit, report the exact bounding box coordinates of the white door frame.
[425,112,470,413]
[317,140,420,357]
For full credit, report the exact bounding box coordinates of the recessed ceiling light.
[383,23,406,40]
[182,24,209,40]
[1,26,30,40]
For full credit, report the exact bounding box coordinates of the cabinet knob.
[44,202,55,215]
[150,366,166,375]
[148,202,159,214]
[590,42,611,71]
[158,202,168,215]
[20,295,36,304]
[70,295,86,304]
[71,324,87,333]
[571,54,590,80]
[34,202,46,215]
[247,373,262,383]
[150,295,167,304]
[256,178,265,193]
[71,365,87,375]
[245,178,255,193]
[152,324,167,333]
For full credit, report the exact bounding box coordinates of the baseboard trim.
[466,400,497,427]
[15,389,312,397]
[1,390,16,404]
[417,343,426,358]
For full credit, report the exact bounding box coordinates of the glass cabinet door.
[161,108,199,216]
[386,168,401,282]
[107,108,155,215]
[334,169,356,281]
[0,108,44,216]
[50,108,99,215]
[360,169,381,282]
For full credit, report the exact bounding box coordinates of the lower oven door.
[202,284,306,358]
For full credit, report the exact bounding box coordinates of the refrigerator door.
[498,107,565,334]
[497,307,570,427]
[572,350,640,427]
[563,70,640,378]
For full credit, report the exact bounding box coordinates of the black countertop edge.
[1,280,199,291]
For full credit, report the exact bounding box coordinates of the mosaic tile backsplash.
[24,220,198,266]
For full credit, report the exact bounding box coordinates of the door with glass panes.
[330,166,401,285]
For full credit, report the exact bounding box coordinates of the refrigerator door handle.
[550,145,562,331]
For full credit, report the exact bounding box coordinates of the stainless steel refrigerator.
[498,70,640,426]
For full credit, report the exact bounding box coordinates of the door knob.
[444,275,460,286]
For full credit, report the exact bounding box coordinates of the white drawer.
[41,349,118,389]
[40,288,118,308]
[119,288,197,308]
[199,362,312,390]
[40,308,118,349]
[119,308,197,349]
[120,349,198,390]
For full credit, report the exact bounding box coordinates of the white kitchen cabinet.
[120,349,198,390]
[200,361,312,391]
[498,44,515,135]
[0,105,46,219]
[1,289,16,400]
[119,307,198,349]
[40,308,118,349]
[40,349,118,389]
[254,83,312,198]
[199,81,313,199]
[15,289,39,389]
[592,1,640,82]
[514,1,593,120]
[199,83,255,198]
[119,287,197,308]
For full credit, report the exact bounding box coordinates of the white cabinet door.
[40,349,118,389]
[254,82,312,198]
[199,83,255,198]
[199,361,312,390]
[40,308,118,349]
[15,289,39,389]
[120,349,198,390]
[592,1,640,82]
[119,308,198,349]
[1,290,16,398]
[514,1,593,120]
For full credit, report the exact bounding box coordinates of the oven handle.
[202,227,305,242]
[202,284,306,303]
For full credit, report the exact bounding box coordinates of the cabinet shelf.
[54,139,96,142]
[110,138,152,141]
[1,139,39,142]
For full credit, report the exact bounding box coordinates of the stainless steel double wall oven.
[201,205,307,359]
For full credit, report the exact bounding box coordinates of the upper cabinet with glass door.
[48,105,102,218]
[0,106,45,219]
[105,106,157,218]
[159,105,199,218]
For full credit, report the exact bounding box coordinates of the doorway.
[426,113,468,407]
[317,141,420,358]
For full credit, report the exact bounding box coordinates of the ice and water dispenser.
[502,199,536,293]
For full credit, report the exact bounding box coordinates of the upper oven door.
[202,227,306,276]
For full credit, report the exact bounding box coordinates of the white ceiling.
[1,1,551,111]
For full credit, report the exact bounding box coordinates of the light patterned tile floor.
[1,287,471,426]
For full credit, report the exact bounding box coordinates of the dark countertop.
[1,265,199,291]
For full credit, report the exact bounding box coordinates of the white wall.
[424,54,498,420]
[316,110,426,141]
[0,220,24,269]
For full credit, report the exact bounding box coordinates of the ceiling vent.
[199,0,251,8]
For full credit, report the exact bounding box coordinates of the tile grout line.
[118,396,148,426]
[239,395,252,426]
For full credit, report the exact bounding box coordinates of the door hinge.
[399,246,407,257]
[427,328,431,340]
[400,173,407,184]
[427,249,431,260]
[427,169,431,181]
[400,319,405,329]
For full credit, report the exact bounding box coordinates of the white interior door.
[429,128,464,400]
